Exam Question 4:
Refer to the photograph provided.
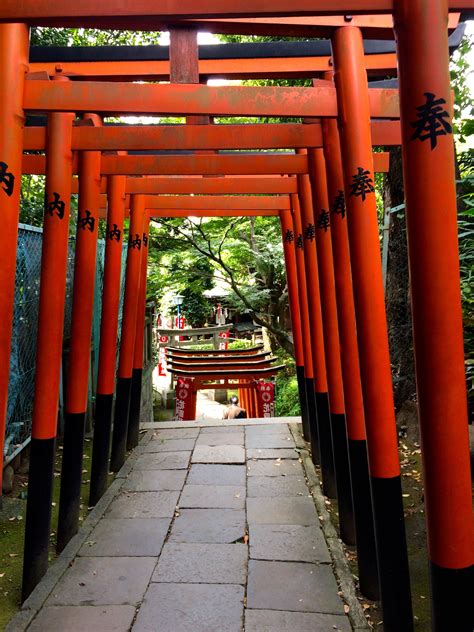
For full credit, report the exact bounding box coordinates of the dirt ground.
[324,437,432,631]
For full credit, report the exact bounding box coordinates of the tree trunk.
[384,146,417,410]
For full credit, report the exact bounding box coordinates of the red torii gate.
[0,5,470,631]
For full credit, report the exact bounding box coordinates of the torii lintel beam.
[0,3,470,24]
[23,151,390,176]
[72,177,299,196]
[23,82,400,119]
[23,121,401,152]
[102,209,284,219]
[30,54,397,81]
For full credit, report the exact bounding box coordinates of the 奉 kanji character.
[304,223,316,241]
[331,190,346,219]
[349,168,375,202]
[296,234,303,249]
[410,92,452,150]
[317,209,330,232]
[284,229,294,244]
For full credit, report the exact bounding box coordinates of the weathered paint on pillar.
[22,100,74,600]
[394,2,473,629]
[57,126,101,552]
[0,24,29,497]
[332,26,413,631]
[127,215,150,450]
[279,210,309,440]
[307,147,355,544]
[89,173,126,505]
[322,114,379,600]
[110,194,145,472]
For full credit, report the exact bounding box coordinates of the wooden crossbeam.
[100,209,282,220]
[22,153,308,176]
[168,366,285,378]
[166,351,271,362]
[22,120,401,152]
[23,81,400,118]
[166,345,264,355]
[70,177,298,196]
[29,54,397,81]
[0,3,469,23]
[167,359,277,369]
[22,151,389,176]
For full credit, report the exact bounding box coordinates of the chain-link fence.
[4,227,127,465]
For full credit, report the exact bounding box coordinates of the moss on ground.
[0,438,104,630]
[321,436,432,631]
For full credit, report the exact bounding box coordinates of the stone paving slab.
[246,459,304,477]
[46,557,156,606]
[192,445,245,464]
[143,438,196,452]
[179,484,245,509]
[106,491,179,519]
[247,475,307,498]
[169,508,246,543]
[196,432,244,446]
[10,419,360,632]
[247,497,318,525]
[247,448,299,460]
[245,609,352,632]
[200,425,244,433]
[152,428,200,439]
[245,424,290,434]
[246,433,295,449]
[187,464,246,486]
[28,605,137,632]
[123,469,187,492]
[249,524,331,563]
[152,543,247,584]
[133,583,244,632]
[78,518,170,557]
[135,451,191,470]
[247,560,344,614]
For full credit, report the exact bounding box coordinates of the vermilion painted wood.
[99,209,283,219]
[96,175,127,395]
[22,153,308,176]
[0,24,29,494]
[73,177,298,195]
[28,53,399,81]
[22,121,401,151]
[31,109,75,441]
[22,123,324,151]
[21,152,390,176]
[394,0,473,577]
[22,81,400,118]
[0,1,469,22]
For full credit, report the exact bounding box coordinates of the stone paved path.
[12,420,353,632]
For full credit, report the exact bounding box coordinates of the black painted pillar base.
[296,366,310,441]
[331,413,355,545]
[430,562,474,632]
[22,437,56,601]
[305,379,320,465]
[110,376,132,473]
[57,411,87,553]
[315,391,337,498]
[89,393,114,506]
[127,368,142,451]
[371,475,413,632]
[348,439,379,601]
